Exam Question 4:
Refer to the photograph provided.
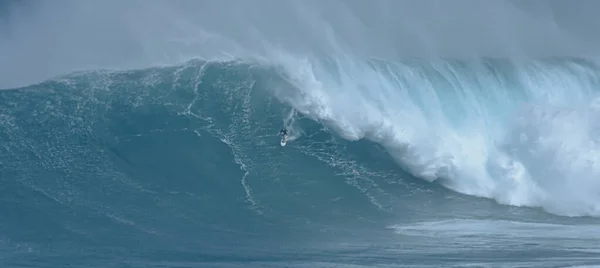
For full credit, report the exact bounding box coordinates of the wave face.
[1,58,600,267]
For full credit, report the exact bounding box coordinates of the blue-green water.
[1,58,600,267]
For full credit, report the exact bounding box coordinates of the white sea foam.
[270,52,600,217]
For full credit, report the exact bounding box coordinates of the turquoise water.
[1,59,600,267]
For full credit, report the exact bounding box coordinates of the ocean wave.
[268,54,600,217]
[4,57,600,218]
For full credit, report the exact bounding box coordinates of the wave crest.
[270,54,600,217]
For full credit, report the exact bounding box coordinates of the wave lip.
[270,54,600,217]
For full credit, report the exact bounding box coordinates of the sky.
[1,0,600,88]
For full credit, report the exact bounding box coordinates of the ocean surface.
[2,1,600,268]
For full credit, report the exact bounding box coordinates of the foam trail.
[270,53,600,217]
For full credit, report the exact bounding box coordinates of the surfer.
[279,128,288,138]
[279,128,289,147]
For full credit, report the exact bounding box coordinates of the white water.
[270,53,600,217]
[389,219,600,255]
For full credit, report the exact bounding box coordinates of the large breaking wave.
[270,55,600,216]
[4,56,600,218]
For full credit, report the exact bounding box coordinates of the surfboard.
[280,135,287,147]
